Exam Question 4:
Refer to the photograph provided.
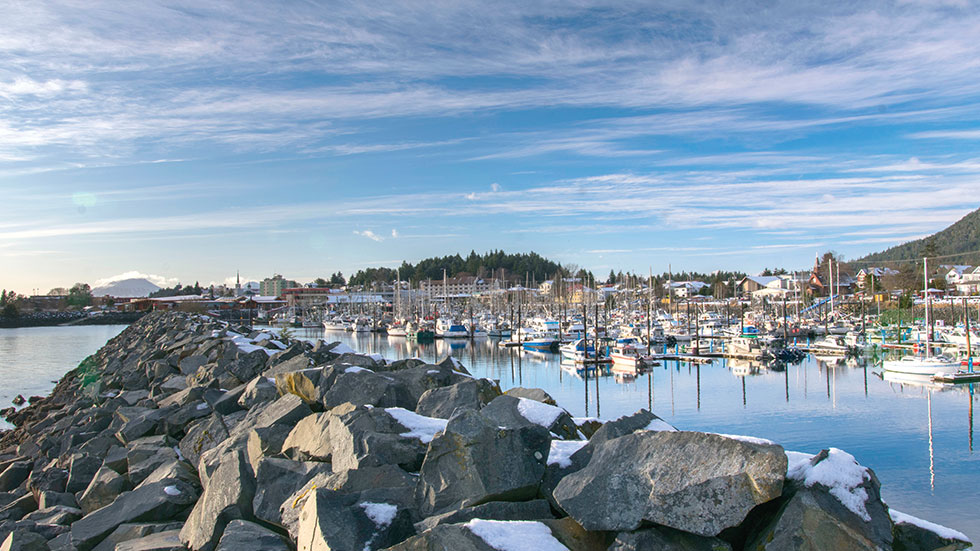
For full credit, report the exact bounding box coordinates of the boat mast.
[924,256,930,358]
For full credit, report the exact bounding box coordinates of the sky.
[2,1,980,294]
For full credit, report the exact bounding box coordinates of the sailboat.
[883,258,959,376]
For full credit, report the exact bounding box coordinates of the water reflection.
[291,328,980,543]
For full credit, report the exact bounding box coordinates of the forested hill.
[859,206,980,266]
[348,250,562,286]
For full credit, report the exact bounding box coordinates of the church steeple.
[235,270,241,296]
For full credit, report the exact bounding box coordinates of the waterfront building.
[259,274,299,297]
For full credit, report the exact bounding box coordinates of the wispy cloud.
[353,230,384,242]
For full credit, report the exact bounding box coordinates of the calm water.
[0,325,128,430]
[2,325,977,541]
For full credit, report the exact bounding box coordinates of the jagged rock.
[609,525,732,551]
[22,505,82,526]
[210,387,247,416]
[382,523,494,551]
[746,450,893,551]
[415,409,551,517]
[281,412,334,462]
[436,356,470,375]
[117,391,151,407]
[113,530,183,551]
[136,460,199,490]
[244,428,288,471]
[224,350,268,385]
[237,377,277,409]
[36,492,76,510]
[65,455,101,494]
[214,520,289,551]
[70,479,198,551]
[0,530,49,551]
[504,387,558,406]
[157,388,205,409]
[328,406,428,472]
[296,488,414,551]
[539,517,612,551]
[178,356,208,376]
[27,467,68,495]
[264,355,312,378]
[415,499,555,533]
[127,444,178,486]
[178,450,254,551]
[333,352,381,369]
[0,494,37,522]
[381,358,426,372]
[415,379,501,419]
[553,431,786,536]
[77,467,128,514]
[103,447,129,474]
[0,464,31,493]
[387,366,471,409]
[251,458,331,526]
[480,395,578,440]
[45,532,73,551]
[278,465,417,539]
[274,368,325,406]
[90,523,182,551]
[177,413,240,470]
[321,369,414,410]
[116,408,176,445]
[890,510,972,551]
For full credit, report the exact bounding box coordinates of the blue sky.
[2,1,980,293]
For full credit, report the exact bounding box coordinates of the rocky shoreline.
[0,312,971,551]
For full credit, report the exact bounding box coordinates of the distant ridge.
[91,278,161,298]
[858,206,980,266]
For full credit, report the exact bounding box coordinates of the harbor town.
[6,2,980,550]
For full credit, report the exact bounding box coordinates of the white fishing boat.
[349,317,373,332]
[882,355,960,376]
[609,339,654,370]
[386,322,408,337]
[559,338,599,362]
[435,318,469,338]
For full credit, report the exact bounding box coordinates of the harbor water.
[1,324,977,542]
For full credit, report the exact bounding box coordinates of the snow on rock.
[367,353,385,363]
[359,502,398,527]
[715,433,775,445]
[890,509,971,543]
[163,485,181,496]
[345,366,372,374]
[786,448,872,521]
[385,407,448,443]
[253,332,273,341]
[643,419,678,432]
[465,519,569,551]
[330,342,356,354]
[548,440,588,468]
[269,339,288,350]
[516,397,564,428]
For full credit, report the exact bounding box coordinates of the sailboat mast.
[924,257,930,357]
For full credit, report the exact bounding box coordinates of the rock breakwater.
[0,312,971,551]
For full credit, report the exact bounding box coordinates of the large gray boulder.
[321,369,414,410]
[237,377,277,409]
[280,412,334,462]
[890,509,972,551]
[480,395,578,440]
[415,409,551,517]
[746,449,894,551]
[251,458,331,526]
[553,431,786,536]
[69,479,198,551]
[279,465,417,539]
[179,450,255,551]
[295,488,414,551]
[415,379,501,419]
[504,387,557,405]
[214,520,289,551]
[329,406,429,472]
[381,524,495,551]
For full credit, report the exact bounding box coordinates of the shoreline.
[0,311,146,329]
[0,311,970,551]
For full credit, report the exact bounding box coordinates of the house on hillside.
[856,267,899,290]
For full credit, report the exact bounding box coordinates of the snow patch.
[269,339,287,350]
[385,407,448,443]
[367,353,384,363]
[163,485,181,496]
[330,342,356,354]
[516,398,564,428]
[465,519,569,551]
[427,370,440,374]
[359,502,397,527]
[548,440,588,468]
[889,509,970,543]
[195,403,210,411]
[786,448,872,521]
[173,446,184,462]
[643,419,677,432]
[345,366,372,374]
[715,433,775,445]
